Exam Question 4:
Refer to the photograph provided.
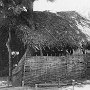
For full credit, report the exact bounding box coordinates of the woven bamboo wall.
[23,55,86,86]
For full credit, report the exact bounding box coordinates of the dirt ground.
[0,87,63,90]
[0,80,90,90]
[0,85,90,90]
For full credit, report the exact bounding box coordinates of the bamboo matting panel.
[24,55,86,86]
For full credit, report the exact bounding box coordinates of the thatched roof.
[16,11,87,50]
[0,0,88,50]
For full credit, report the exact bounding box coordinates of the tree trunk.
[22,0,33,12]
[6,28,12,83]
[22,0,35,30]
[0,50,2,76]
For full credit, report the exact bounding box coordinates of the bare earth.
[0,87,62,90]
[0,80,90,90]
[0,85,90,90]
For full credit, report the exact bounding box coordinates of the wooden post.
[22,47,28,86]
[72,80,75,90]
[6,28,12,86]
[35,84,38,90]
[39,43,43,56]
[22,80,24,87]
[58,78,60,88]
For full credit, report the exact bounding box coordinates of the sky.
[33,0,90,18]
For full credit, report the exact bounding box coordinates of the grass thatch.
[0,0,89,51]
[16,11,88,51]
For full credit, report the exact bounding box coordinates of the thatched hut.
[12,10,89,86]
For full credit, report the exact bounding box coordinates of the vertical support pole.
[22,47,27,87]
[35,84,38,90]
[22,60,24,86]
[58,78,60,88]
[72,80,75,90]
[39,43,43,56]
[22,81,24,87]
[40,48,43,56]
